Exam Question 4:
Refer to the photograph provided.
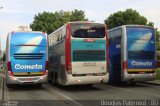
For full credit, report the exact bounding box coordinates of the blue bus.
[108,25,156,83]
[48,21,109,86]
[5,31,48,87]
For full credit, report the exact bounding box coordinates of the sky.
[0,0,160,51]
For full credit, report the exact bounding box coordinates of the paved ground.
[0,68,160,106]
[0,77,2,100]
[1,79,160,106]
[143,80,160,85]
[0,68,4,101]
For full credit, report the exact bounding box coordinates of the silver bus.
[48,21,109,86]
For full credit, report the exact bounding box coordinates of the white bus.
[48,21,109,86]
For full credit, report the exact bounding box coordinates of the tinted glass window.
[11,32,47,46]
[108,28,122,45]
[128,51,154,60]
[127,27,155,40]
[71,23,105,38]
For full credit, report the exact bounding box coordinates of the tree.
[70,9,87,21]
[105,9,148,29]
[30,9,88,34]
[105,9,160,50]
[155,29,160,51]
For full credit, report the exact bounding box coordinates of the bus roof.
[108,25,154,32]
[48,21,106,36]
[10,31,46,35]
[64,21,105,25]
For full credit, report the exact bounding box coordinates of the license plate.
[24,78,33,82]
[87,74,93,76]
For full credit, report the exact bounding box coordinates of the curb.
[141,81,160,86]
[0,77,3,100]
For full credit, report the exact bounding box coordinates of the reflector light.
[65,23,72,73]
[84,39,95,42]
[7,61,13,76]
[123,61,127,70]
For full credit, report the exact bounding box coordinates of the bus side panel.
[108,28,122,83]
[109,43,121,83]
[54,40,67,84]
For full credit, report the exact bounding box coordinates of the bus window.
[71,23,105,38]
[128,51,154,60]
[127,27,154,40]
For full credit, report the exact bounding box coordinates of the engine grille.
[73,50,105,61]
[14,53,44,60]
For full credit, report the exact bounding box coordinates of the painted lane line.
[43,85,83,106]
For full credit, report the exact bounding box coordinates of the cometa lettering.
[15,64,43,69]
[131,61,152,66]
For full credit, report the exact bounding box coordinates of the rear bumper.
[123,71,156,82]
[63,73,109,85]
[6,75,48,85]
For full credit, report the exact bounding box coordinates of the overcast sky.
[0,0,160,51]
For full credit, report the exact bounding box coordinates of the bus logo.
[131,61,152,66]
[15,64,43,69]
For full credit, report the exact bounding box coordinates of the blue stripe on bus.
[71,39,106,62]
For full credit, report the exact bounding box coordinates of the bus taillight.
[106,30,109,71]
[43,61,49,75]
[7,61,13,76]
[65,23,72,73]
[43,70,48,75]
[45,61,49,70]
[123,61,128,70]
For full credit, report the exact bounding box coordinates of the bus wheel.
[36,84,42,88]
[48,71,53,83]
[129,81,136,85]
[85,84,93,88]
[6,84,13,88]
[53,73,59,86]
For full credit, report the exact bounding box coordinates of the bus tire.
[36,84,42,88]
[6,84,13,88]
[48,71,53,83]
[85,84,93,87]
[130,82,136,85]
[53,72,59,86]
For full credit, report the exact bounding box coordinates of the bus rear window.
[11,32,46,46]
[127,27,155,40]
[71,23,105,38]
[128,51,154,60]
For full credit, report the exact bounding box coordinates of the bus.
[5,31,48,87]
[156,51,160,67]
[48,21,109,86]
[108,25,156,83]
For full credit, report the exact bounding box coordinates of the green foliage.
[105,8,160,50]
[70,9,88,21]
[156,30,160,51]
[156,69,160,80]
[30,9,88,34]
[148,23,160,51]
[105,9,148,29]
